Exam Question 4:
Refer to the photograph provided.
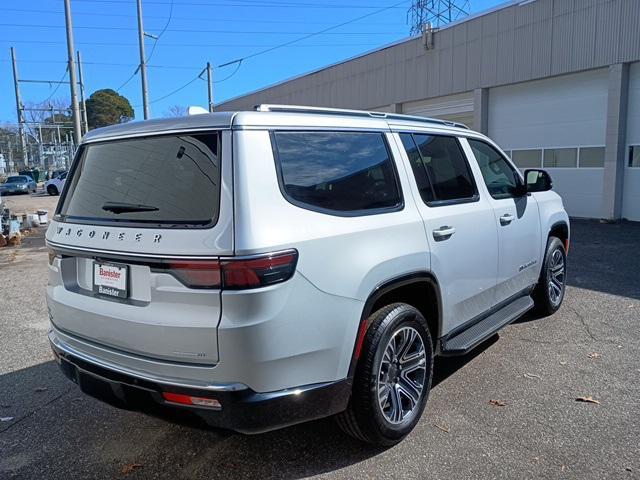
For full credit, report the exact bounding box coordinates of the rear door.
[464,138,542,304]
[46,130,233,365]
[396,132,499,335]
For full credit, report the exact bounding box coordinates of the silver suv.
[46,105,569,446]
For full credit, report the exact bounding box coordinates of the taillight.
[164,250,297,290]
[165,260,222,289]
[221,251,298,289]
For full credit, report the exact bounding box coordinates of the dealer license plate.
[93,262,128,298]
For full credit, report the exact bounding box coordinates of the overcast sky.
[0,0,505,124]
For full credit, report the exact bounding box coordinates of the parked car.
[45,172,67,196]
[0,175,37,195]
[45,105,569,446]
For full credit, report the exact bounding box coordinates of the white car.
[45,105,569,446]
[45,172,66,196]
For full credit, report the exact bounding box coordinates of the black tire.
[47,185,58,196]
[533,236,567,315]
[336,303,433,446]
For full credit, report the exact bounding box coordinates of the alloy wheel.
[377,326,427,424]
[548,248,565,306]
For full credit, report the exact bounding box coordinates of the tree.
[85,89,134,130]
[0,125,22,165]
[23,98,73,144]
[164,105,187,117]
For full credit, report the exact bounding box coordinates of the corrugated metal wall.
[217,0,640,111]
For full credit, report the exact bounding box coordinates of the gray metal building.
[218,0,640,221]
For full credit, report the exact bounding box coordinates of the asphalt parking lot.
[0,194,639,479]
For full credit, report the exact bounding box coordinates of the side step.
[441,295,534,356]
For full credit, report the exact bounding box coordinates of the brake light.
[164,250,297,290]
[221,251,298,289]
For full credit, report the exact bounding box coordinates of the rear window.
[272,131,402,215]
[58,133,220,227]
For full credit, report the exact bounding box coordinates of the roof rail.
[254,104,469,130]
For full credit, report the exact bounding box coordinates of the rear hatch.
[46,130,233,365]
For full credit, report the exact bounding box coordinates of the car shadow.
[0,335,497,480]
[564,219,640,301]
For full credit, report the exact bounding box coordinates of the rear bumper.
[50,335,351,434]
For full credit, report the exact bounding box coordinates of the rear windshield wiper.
[102,202,159,214]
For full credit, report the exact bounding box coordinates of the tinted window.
[468,139,520,199]
[272,131,401,214]
[399,133,477,204]
[399,134,435,203]
[7,176,26,183]
[630,146,640,168]
[579,147,605,167]
[544,148,577,168]
[59,133,221,226]
[512,149,542,168]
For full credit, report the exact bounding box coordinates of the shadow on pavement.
[0,336,495,479]
[565,219,640,300]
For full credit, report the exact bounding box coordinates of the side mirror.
[524,169,553,193]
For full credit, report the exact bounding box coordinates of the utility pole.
[206,62,214,112]
[10,47,28,168]
[77,50,89,134]
[63,0,82,145]
[136,0,151,119]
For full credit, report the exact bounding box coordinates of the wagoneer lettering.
[46,105,569,445]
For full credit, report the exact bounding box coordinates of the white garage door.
[488,69,609,219]
[623,62,640,222]
[403,92,474,129]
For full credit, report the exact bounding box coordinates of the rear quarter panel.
[229,129,430,383]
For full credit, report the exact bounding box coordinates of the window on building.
[579,147,605,168]
[399,133,477,205]
[272,131,402,215]
[468,139,520,199]
[543,148,578,168]
[512,149,542,168]
[629,146,640,167]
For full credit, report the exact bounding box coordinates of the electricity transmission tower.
[408,0,471,35]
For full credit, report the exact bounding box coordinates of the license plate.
[93,262,128,299]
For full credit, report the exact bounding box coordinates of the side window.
[399,133,477,205]
[272,131,402,215]
[468,139,520,199]
[399,134,435,203]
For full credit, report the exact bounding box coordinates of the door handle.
[500,213,514,225]
[433,225,456,239]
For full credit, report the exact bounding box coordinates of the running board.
[440,295,534,356]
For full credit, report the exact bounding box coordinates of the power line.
[145,0,174,63]
[0,41,381,48]
[42,67,70,104]
[0,7,403,25]
[0,58,207,70]
[212,61,242,83]
[39,0,407,9]
[218,0,410,67]
[143,73,202,106]
[116,69,139,92]
[0,23,405,34]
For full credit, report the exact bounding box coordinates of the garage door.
[403,92,474,129]
[488,69,609,219]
